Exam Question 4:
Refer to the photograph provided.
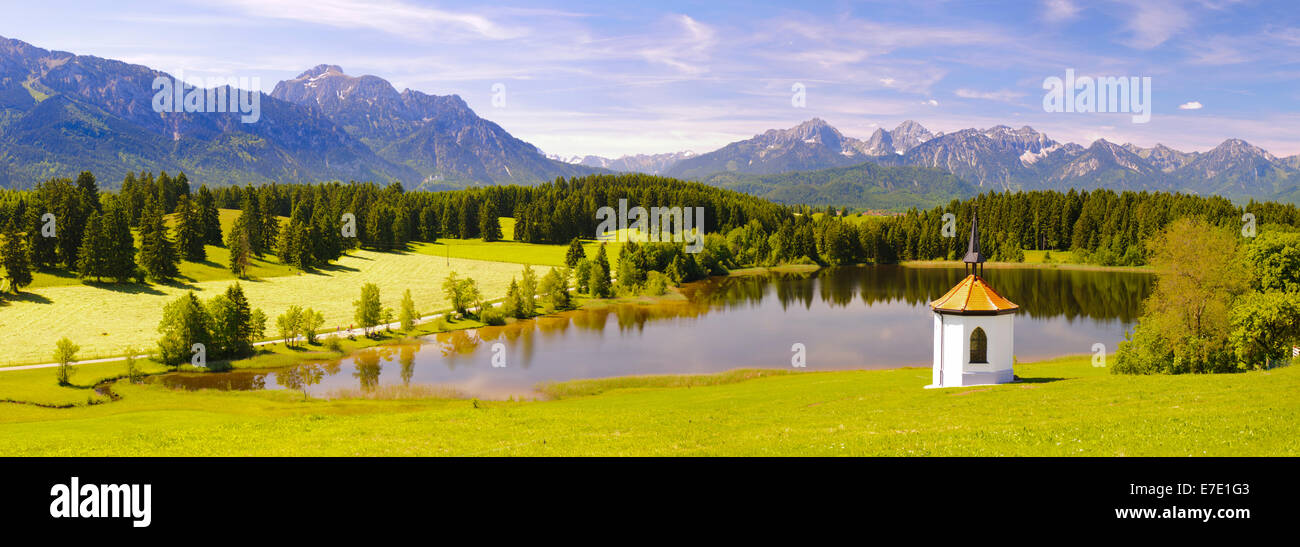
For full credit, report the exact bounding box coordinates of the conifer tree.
[196,185,222,245]
[75,211,110,280]
[175,194,206,262]
[565,237,586,267]
[103,200,137,282]
[2,221,33,293]
[138,202,179,281]
[479,200,502,242]
[589,244,613,298]
[227,221,251,278]
[239,189,264,256]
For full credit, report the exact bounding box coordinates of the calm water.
[158,265,1153,399]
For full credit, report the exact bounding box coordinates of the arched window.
[969,327,988,363]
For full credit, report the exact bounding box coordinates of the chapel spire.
[962,207,986,277]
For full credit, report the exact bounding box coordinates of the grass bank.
[0,355,1294,456]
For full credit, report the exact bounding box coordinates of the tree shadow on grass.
[1013,376,1069,384]
[313,262,360,274]
[78,281,168,296]
[0,291,54,305]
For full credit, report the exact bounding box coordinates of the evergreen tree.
[103,199,137,282]
[208,282,255,357]
[590,244,613,298]
[138,202,180,281]
[75,211,110,280]
[479,200,502,242]
[239,189,264,256]
[259,190,280,252]
[196,185,222,245]
[2,221,33,293]
[175,194,206,262]
[227,215,252,278]
[503,279,524,318]
[25,201,58,269]
[419,205,439,243]
[565,237,586,267]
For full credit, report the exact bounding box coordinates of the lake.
[157,265,1154,399]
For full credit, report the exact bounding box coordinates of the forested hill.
[699,162,978,210]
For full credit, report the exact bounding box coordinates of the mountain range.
[0,35,595,189]
[2,33,1299,206]
[547,151,697,176]
[655,118,1300,202]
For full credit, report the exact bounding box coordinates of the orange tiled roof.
[930,275,1019,314]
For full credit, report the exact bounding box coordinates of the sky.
[3,0,1299,158]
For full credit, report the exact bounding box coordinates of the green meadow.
[1,355,1294,456]
[0,212,618,365]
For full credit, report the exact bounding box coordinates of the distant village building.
[927,210,1019,388]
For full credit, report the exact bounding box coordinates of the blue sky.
[3,0,1299,157]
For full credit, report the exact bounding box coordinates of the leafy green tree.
[399,289,418,331]
[122,346,142,384]
[519,264,538,317]
[1244,231,1300,293]
[441,271,481,316]
[53,337,80,386]
[353,283,382,336]
[277,305,304,346]
[1114,218,1248,374]
[1230,291,1300,370]
[645,270,670,296]
[301,307,325,344]
[573,258,592,294]
[249,309,268,342]
[157,291,213,367]
[540,267,572,311]
[565,238,586,267]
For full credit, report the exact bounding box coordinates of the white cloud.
[220,0,520,40]
[1178,101,1204,110]
[1119,0,1192,49]
[954,88,1026,102]
[1042,0,1080,22]
[923,99,939,106]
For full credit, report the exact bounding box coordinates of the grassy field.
[0,355,1294,456]
[0,248,531,365]
[0,211,626,365]
[1022,249,1077,264]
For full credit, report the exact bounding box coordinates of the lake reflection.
[156,265,1153,399]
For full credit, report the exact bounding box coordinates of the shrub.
[479,306,507,326]
[645,271,669,296]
